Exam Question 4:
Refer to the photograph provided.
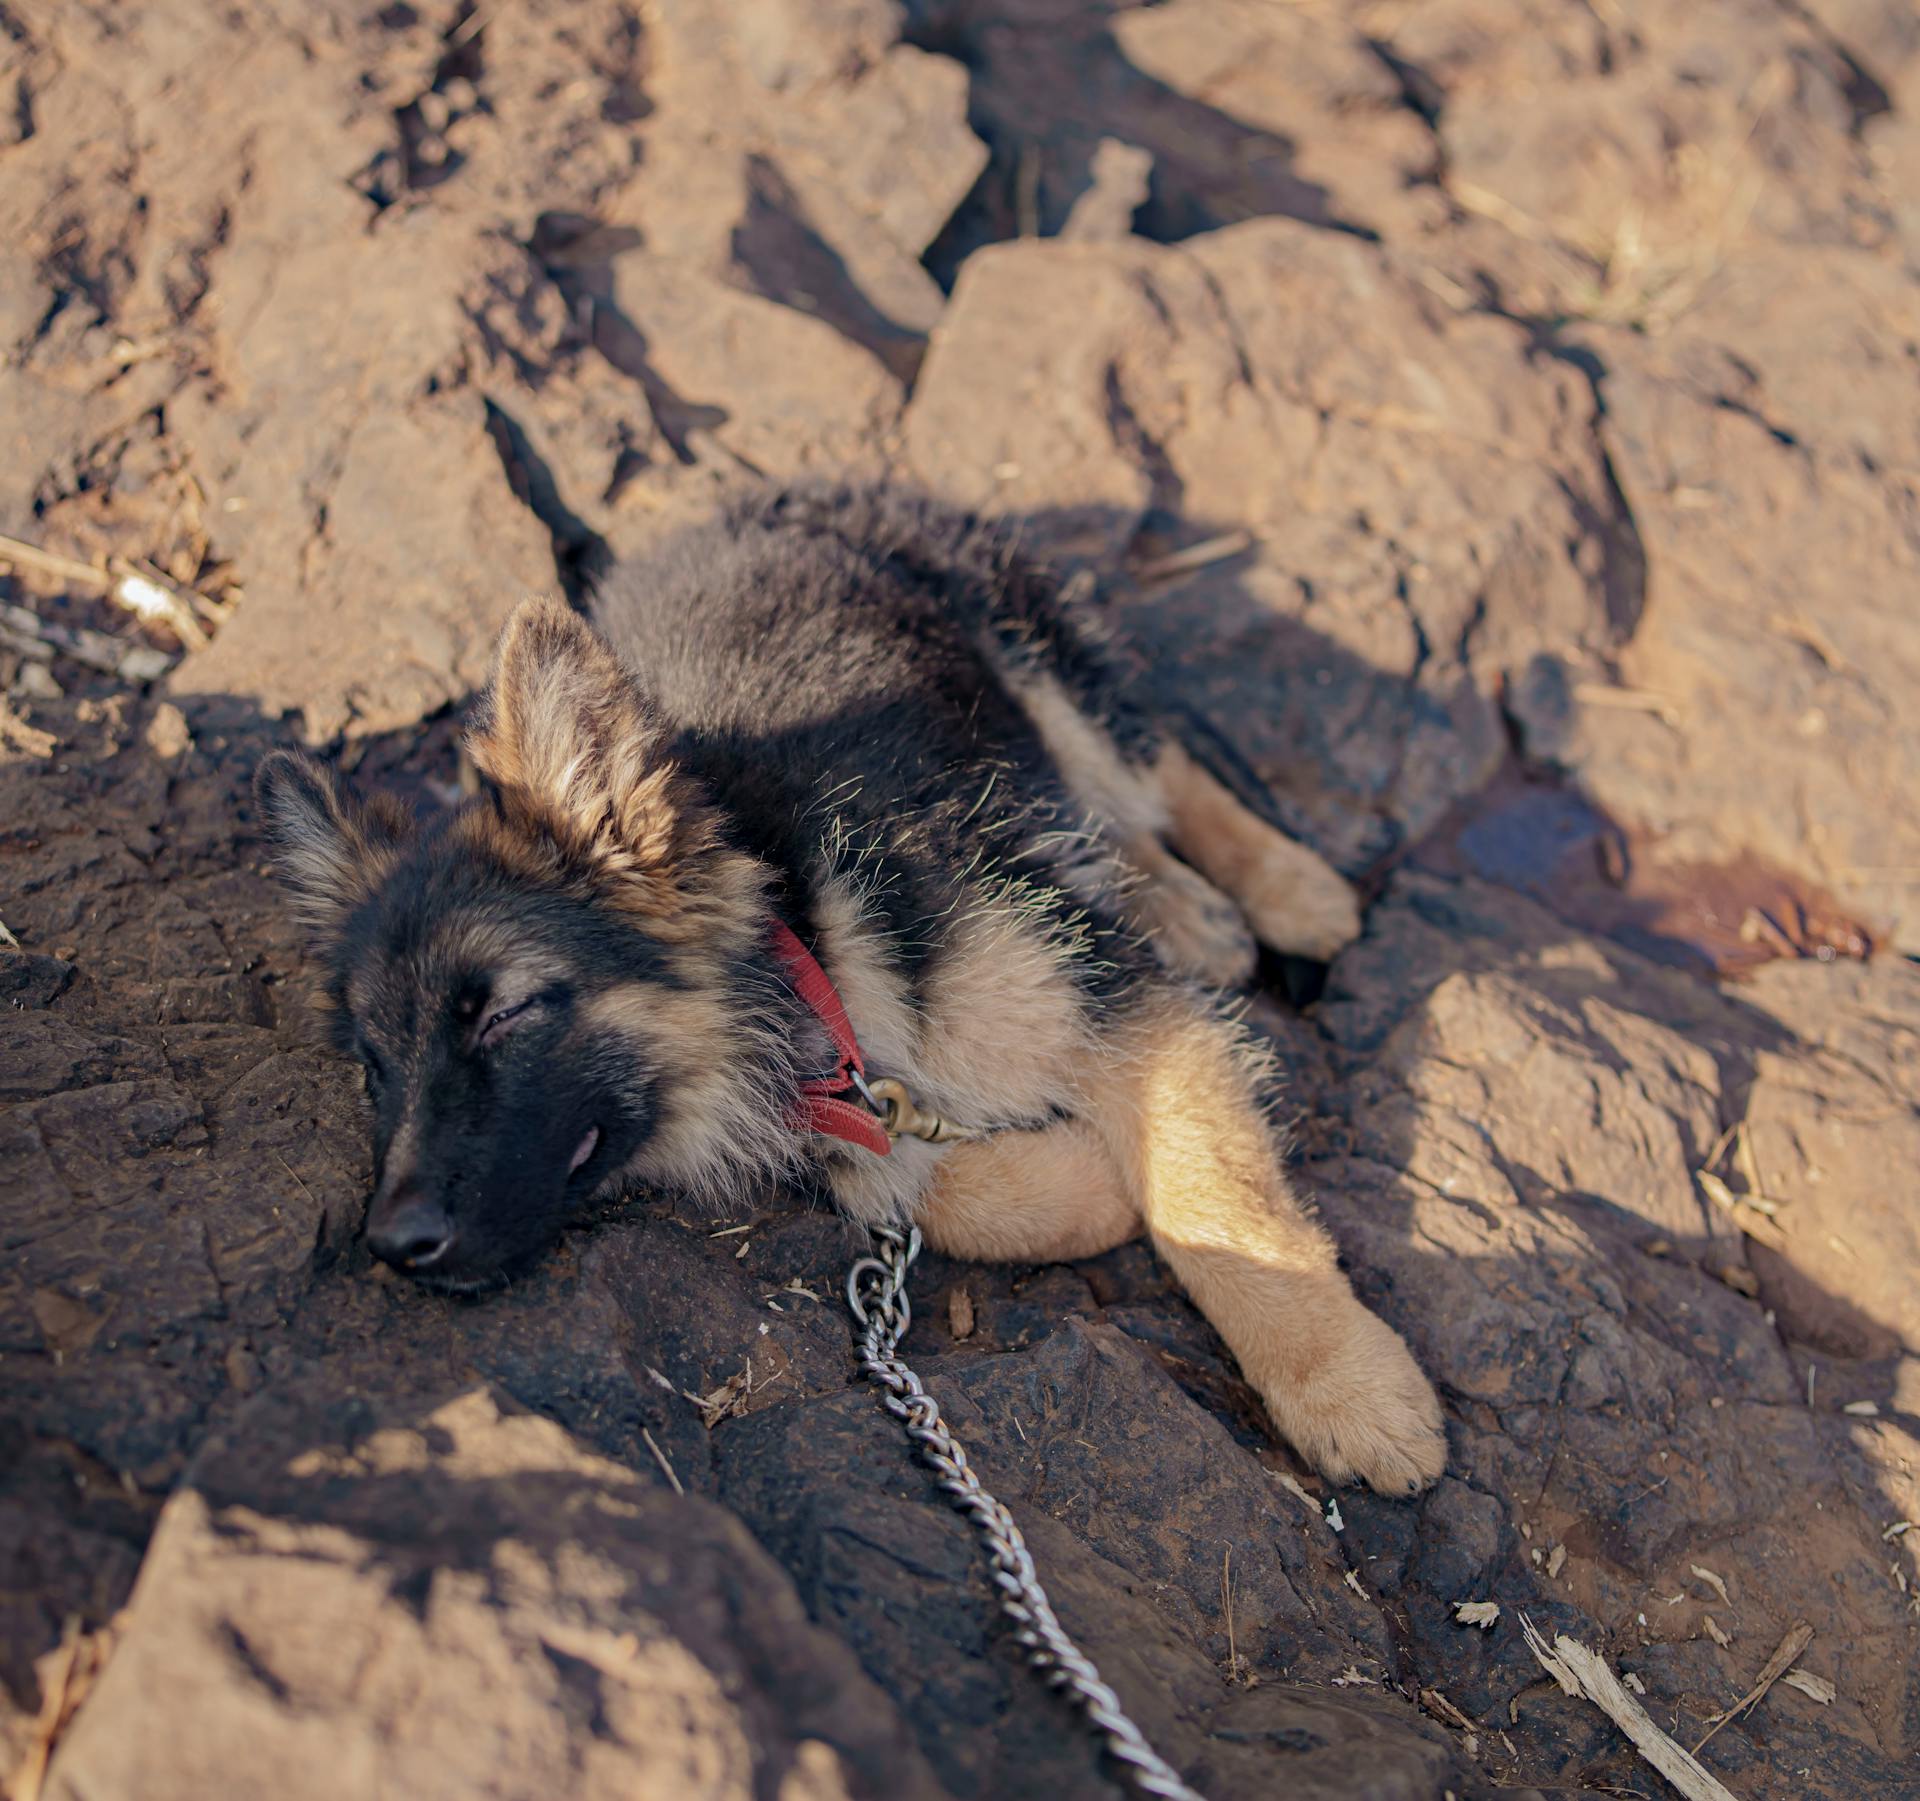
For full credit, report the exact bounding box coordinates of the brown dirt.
[3,2,1918,1797]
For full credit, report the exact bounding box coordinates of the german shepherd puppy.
[256,485,1445,1494]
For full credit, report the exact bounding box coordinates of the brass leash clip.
[854,1073,977,1144]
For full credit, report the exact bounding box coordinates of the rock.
[1542,250,1920,952]
[718,1317,1471,1800]
[725,0,904,94]
[1737,956,1920,1356]
[1110,0,1440,237]
[906,0,1434,273]
[43,1387,950,1801]
[1058,139,1154,243]
[3,2,1919,1796]
[4,0,963,741]
[906,219,1622,867]
[763,42,988,260]
[594,255,902,489]
[617,0,981,348]
[0,952,74,1011]
[1382,0,1888,299]
[1309,872,1920,1784]
[142,703,191,761]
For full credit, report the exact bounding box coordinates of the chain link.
[847,1227,1206,1801]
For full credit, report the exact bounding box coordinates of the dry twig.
[0,696,56,759]
[1692,1620,1815,1753]
[0,531,217,650]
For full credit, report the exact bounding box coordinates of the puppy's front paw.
[1265,1303,1446,1497]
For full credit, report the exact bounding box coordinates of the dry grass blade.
[1420,1687,1478,1733]
[946,1284,976,1339]
[106,558,211,649]
[1131,531,1255,583]
[1574,681,1684,727]
[1733,1121,1767,1204]
[1448,176,1555,243]
[1268,1467,1318,1513]
[1692,1620,1815,1753]
[1767,612,1853,676]
[0,533,106,592]
[1221,1546,1246,1684]
[640,1426,684,1497]
[1521,1615,1739,1801]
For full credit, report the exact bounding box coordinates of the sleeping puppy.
[255,485,1445,1494]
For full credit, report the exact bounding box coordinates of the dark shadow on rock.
[904,0,1375,291]
[731,155,929,387]
[482,396,615,603]
[525,220,733,471]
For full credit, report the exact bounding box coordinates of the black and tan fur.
[256,485,1443,1494]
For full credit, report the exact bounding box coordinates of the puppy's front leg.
[915,1120,1140,1262]
[1087,989,1446,1494]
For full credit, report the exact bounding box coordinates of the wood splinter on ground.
[5,1614,122,1801]
[1520,1615,1740,1801]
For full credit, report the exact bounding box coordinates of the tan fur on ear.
[253,750,411,941]
[467,596,762,939]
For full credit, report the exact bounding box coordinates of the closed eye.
[359,1043,388,1096]
[478,997,537,1048]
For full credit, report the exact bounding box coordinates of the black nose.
[367,1195,456,1271]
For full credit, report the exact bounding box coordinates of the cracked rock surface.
[2,3,1918,1797]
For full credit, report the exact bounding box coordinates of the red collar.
[768,919,893,1157]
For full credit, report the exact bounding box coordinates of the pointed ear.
[465,596,743,934]
[253,751,411,941]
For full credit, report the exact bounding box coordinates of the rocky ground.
[3,2,1919,1796]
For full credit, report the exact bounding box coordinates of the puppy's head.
[255,597,772,1289]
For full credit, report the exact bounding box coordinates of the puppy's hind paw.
[1142,856,1259,987]
[1239,839,1362,964]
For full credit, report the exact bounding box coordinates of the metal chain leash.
[846,1226,1206,1801]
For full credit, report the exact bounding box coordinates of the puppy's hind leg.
[1085,987,1445,1494]
[1154,742,1361,962]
